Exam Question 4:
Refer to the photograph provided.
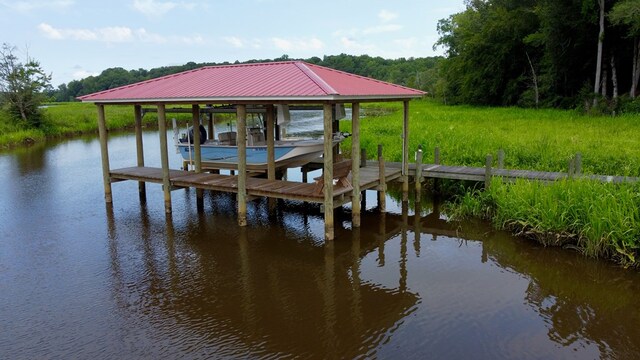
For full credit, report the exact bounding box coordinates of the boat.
[174,125,346,171]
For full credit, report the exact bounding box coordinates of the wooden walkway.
[110,164,401,208]
[383,162,639,184]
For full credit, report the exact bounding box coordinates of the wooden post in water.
[485,154,493,190]
[97,104,112,203]
[415,145,423,193]
[192,105,204,205]
[498,149,505,169]
[237,104,247,227]
[351,102,361,228]
[402,101,409,201]
[134,105,146,200]
[157,104,172,213]
[323,103,335,241]
[378,144,386,212]
[266,104,276,181]
[208,112,214,140]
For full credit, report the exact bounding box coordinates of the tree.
[609,0,640,97]
[0,44,51,127]
[594,0,606,106]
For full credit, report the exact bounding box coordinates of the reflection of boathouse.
[105,198,422,357]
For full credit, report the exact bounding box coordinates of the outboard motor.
[187,124,207,144]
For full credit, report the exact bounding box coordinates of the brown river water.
[1,131,639,359]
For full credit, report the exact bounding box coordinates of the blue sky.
[0,0,465,87]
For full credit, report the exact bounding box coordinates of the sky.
[0,0,465,87]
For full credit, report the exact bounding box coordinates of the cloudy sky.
[0,0,465,87]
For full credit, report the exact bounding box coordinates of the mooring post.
[485,154,493,190]
[360,148,367,168]
[237,104,247,227]
[323,103,335,241]
[575,152,582,176]
[266,104,276,181]
[134,105,146,200]
[378,144,386,213]
[402,101,410,202]
[351,102,361,228]
[415,145,423,193]
[434,147,440,165]
[97,104,112,203]
[498,149,505,169]
[157,104,172,213]
[192,105,204,206]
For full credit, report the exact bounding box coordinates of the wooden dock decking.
[110,164,401,207]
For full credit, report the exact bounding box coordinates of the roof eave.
[80,94,425,105]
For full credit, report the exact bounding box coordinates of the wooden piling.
[192,105,204,203]
[323,103,335,241]
[266,104,276,181]
[134,105,145,199]
[415,145,423,193]
[434,147,440,165]
[351,102,361,228]
[157,104,171,213]
[378,144,386,213]
[497,149,505,169]
[208,112,214,140]
[97,104,112,203]
[237,104,247,226]
[402,101,409,201]
[360,148,367,168]
[485,154,492,190]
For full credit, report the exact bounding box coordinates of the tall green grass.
[344,99,640,177]
[446,179,640,267]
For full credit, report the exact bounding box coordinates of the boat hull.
[178,140,330,171]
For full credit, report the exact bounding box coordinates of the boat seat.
[313,160,352,195]
[218,131,237,146]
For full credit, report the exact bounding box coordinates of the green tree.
[609,0,640,97]
[0,44,51,127]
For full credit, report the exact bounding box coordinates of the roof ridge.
[294,61,338,95]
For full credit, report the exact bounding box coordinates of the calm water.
[1,130,639,359]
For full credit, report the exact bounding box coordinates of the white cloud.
[223,36,244,48]
[38,23,203,45]
[271,37,324,52]
[132,0,195,17]
[394,37,418,49]
[378,9,398,23]
[72,68,99,80]
[0,0,74,12]
[339,37,375,53]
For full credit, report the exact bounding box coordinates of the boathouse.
[79,61,425,240]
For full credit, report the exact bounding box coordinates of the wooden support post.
[360,148,367,168]
[575,152,582,176]
[266,104,276,181]
[157,104,171,213]
[134,105,146,200]
[323,103,335,241]
[208,112,214,140]
[415,145,423,193]
[332,104,340,161]
[378,144,386,213]
[97,104,112,203]
[485,154,493,190]
[192,105,204,204]
[568,157,575,179]
[402,101,409,201]
[351,103,361,228]
[498,149,505,169]
[434,147,440,165]
[237,104,247,226]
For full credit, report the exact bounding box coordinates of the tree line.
[434,0,640,111]
[50,54,441,102]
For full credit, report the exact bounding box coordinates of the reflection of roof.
[78,61,425,103]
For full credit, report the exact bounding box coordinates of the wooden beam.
[266,104,276,181]
[97,104,112,203]
[157,104,172,213]
[402,100,409,201]
[378,144,386,212]
[208,112,214,140]
[134,105,146,199]
[192,104,204,204]
[323,103,334,241]
[237,104,247,226]
[351,102,361,227]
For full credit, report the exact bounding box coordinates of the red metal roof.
[78,61,425,103]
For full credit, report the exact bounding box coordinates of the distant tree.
[609,0,640,97]
[0,44,51,127]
